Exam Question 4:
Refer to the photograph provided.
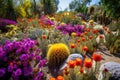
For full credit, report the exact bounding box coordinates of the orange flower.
[70,43,76,49]
[92,53,102,62]
[77,39,80,43]
[80,33,84,37]
[82,37,86,42]
[42,35,47,39]
[83,46,88,52]
[80,67,84,73]
[86,28,91,32]
[68,60,76,68]
[50,77,56,80]
[84,31,88,35]
[84,58,92,68]
[75,58,82,66]
[88,36,93,39]
[57,76,64,80]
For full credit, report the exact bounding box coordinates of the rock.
[98,62,120,80]
[59,54,83,71]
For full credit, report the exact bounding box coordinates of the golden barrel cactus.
[47,43,70,70]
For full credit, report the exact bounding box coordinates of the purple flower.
[0,69,5,77]
[38,59,47,68]
[20,54,29,61]
[8,66,13,72]
[29,52,35,59]
[0,18,16,27]
[23,66,32,76]
[0,48,6,58]
[38,71,43,77]
[14,69,22,77]
[23,61,29,67]
[35,55,41,61]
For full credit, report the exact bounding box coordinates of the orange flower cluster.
[50,76,64,80]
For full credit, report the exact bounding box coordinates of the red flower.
[80,33,84,37]
[75,58,82,66]
[64,67,68,71]
[84,58,92,68]
[80,67,84,73]
[70,44,76,49]
[83,46,88,52]
[77,39,80,43]
[88,36,93,39]
[104,68,108,72]
[99,35,104,39]
[82,38,86,42]
[68,60,76,68]
[42,35,47,39]
[92,53,102,62]
[84,31,88,35]
[64,71,69,75]
[92,29,97,34]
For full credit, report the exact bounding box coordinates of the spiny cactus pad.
[47,43,70,69]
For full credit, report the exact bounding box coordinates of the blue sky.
[58,0,100,11]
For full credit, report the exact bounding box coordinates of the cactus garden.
[0,0,120,80]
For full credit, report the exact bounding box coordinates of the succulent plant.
[27,28,43,40]
[47,43,70,70]
[104,30,120,54]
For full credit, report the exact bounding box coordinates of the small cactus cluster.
[104,27,120,54]
[47,43,70,70]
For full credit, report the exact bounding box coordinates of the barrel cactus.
[47,43,70,70]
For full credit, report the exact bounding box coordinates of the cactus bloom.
[83,46,88,52]
[70,43,76,49]
[68,60,76,68]
[92,53,102,62]
[42,35,47,39]
[50,77,56,80]
[84,58,92,68]
[57,76,64,80]
[75,58,82,66]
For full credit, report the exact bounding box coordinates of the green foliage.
[41,0,58,15]
[0,0,17,20]
[108,20,120,31]
[104,30,120,54]
[101,0,120,19]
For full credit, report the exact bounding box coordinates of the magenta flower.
[14,68,22,77]
[0,69,5,77]
[20,54,29,61]
[7,66,13,72]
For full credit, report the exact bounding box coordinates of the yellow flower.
[89,20,94,23]
[71,32,77,36]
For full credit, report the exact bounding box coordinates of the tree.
[101,0,120,20]
[0,0,17,20]
[40,0,59,15]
